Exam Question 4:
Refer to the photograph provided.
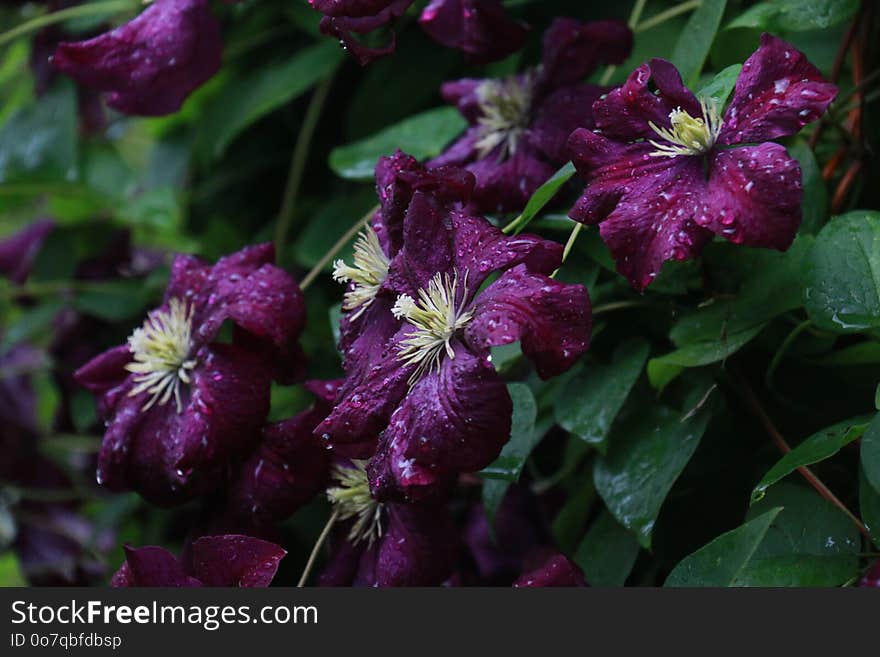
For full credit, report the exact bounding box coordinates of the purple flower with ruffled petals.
[568,34,837,291]
[320,156,591,499]
[309,0,414,65]
[52,0,222,116]
[419,0,528,64]
[512,550,587,587]
[430,17,632,214]
[75,244,306,506]
[0,219,54,285]
[111,535,285,587]
[317,461,457,586]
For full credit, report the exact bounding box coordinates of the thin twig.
[297,510,339,587]
[298,205,376,290]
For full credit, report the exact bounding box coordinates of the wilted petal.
[112,545,200,587]
[568,129,711,291]
[189,535,285,587]
[720,33,837,145]
[52,0,222,116]
[419,0,528,64]
[313,0,414,65]
[513,552,587,587]
[703,143,802,249]
[539,18,632,90]
[0,219,53,285]
[464,264,590,378]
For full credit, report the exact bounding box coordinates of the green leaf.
[73,280,155,321]
[292,190,375,269]
[738,484,861,586]
[860,413,880,494]
[200,42,343,159]
[481,478,510,532]
[329,107,467,180]
[506,162,576,234]
[594,404,711,548]
[0,80,76,183]
[695,63,741,109]
[789,140,828,235]
[481,383,539,481]
[665,508,782,587]
[805,211,880,333]
[0,552,26,587]
[670,0,728,87]
[555,339,649,453]
[751,417,870,503]
[728,0,858,31]
[860,468,880,550]
[574,509,640,587]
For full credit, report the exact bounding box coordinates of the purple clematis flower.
[419,0,528,64]
[75,244,306,506]
[309,0,414,66]
[317,461,458,586]
[0,219,54,285]
[111,535,285,587]
[52,0,222,116]
[512,550,588,587]
[209,380,341,536]
[320,154,591,500]
[568,34,837,291]
[430,17,632,214]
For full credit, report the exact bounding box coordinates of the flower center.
[475,72,536,160]
[125,298,197,413]
[392,271,474,384]
[332,225,390,320]
[648,98,722,157]
[327,460,383,546]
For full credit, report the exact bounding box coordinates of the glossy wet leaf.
[594,404,711,548]
[695,64,741,109]
[789,140,828,235]
[727,0,858,31]
[860,413,880,494]
[482,383,539,481]
[329,107,467,180]
[506,162,576,235]
[751,417,870,502]
[805,211,880,333]
[574,509,640,587]
[670,0,728,86]
[665,508,781,586]
[555,340,649,453]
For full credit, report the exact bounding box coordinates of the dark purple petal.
[568,129,711,291]
[312,0,414,65]
[112,545,200,587]
[0,219,54,285]
[592,59,701,142]
[462,145,560,215]
[703,143,802,249]
[859,561,880,588]
[317,534,364,586]
[528,84,605,163]
[164,253,210,302]
[375,344,511,496]
[310,0,404,17]
[189,535,285,587]
[339,297,400,381]
[513,552,587,587]
[539,18,632,90]
[720,34,837,145]
[464,264,590,378]
[439,79,485,121]
[52,0,222,116]
[419,0,528,64]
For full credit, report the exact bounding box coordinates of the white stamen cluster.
[475,72,536,160]
[648,98,722,157]
[392,271,474,384]
[332,225,390,320]
[327,460,383,546]
[125,298,196,413]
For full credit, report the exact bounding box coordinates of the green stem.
[765,319,812,389]
[299,205,377,291]
[297,509,339,587]
[635,0,702,33]
[0,0,135,49]
[275,71,337,262]
[592,299,668,316]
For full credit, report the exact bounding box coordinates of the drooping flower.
[430,17,632,214]
[317,461,457,586]
[309,0,414,66]
[319,156,591,499]
[111,535,285,587]
[52,0,222,116]
[75,244,306,506]
[567,34,837,291]
[0,219,54,285]
[419,0,528,64]
[512,551,588,587]
[207,380,341,536]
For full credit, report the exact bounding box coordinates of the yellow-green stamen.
[327,460,383,546]
[475,72,536,160]
[332,225,390,320]
[648,98,722,157]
